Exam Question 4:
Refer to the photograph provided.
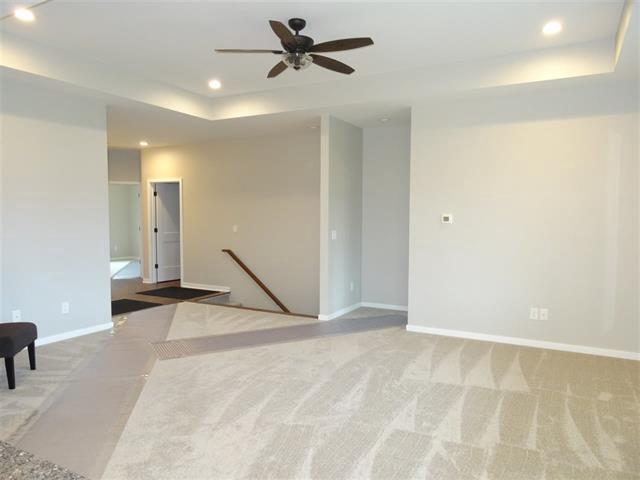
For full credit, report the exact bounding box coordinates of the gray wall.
[362,124,410,308]
[320,116,363,316]
[108,184,140,259]
[141,131,320,316]
[1,79,111,338]
[108,148,140,182]
[409,82,639,354]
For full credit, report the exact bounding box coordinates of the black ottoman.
[0,322,37,389]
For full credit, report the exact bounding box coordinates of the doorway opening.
[148,179,182,284]
[108,182,142,280]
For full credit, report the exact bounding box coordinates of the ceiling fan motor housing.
[279,18,314,53]
[282,34,314,53]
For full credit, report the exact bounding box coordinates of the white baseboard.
[36,322,113,347]
[181,281,231,293]
[142,277,154,284]
[110,256,140,261]
[406,324,640,361]
[361,302,408,312]
[318,303,362,321]
[319,302,409,321]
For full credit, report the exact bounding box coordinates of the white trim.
[318,303,361,321]
[405,324,640,361]
[181,281,230,293]
[36,322,113,346]
[110,256,140,261]
[361,302,408,312]
[142,277,154,284]
[108,180,140,185]
[147,178,184,284]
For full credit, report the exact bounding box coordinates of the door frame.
[146,178,184,284]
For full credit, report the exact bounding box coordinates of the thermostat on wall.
[441,214,454,224]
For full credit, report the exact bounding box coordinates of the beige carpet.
[0,330,110,443]
[102,324,640,479]
[166,301,317,340]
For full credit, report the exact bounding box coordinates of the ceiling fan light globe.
[282,52,313,71]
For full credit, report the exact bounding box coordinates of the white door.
[153,182,181,282]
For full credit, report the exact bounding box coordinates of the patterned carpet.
[102,325,640,479]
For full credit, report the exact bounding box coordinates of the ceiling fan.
[215,18,374,78]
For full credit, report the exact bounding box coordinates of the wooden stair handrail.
[222,249,290,313]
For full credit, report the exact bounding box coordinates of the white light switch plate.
[331,230,337,240]
[539,308,548,321]
[12,310,21,322]
[529,307,539,320]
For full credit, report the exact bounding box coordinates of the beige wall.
[362,124,410,308]
[108,148,140,182]
[141,131,320,315]
[319,116,363,317]
[1,80,111,339]
[409,82,639,354]
[108,184,140,259]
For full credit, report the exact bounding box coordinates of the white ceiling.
[1,0,625,97]
[1,0,636,149]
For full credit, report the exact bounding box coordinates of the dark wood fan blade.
[267,61,288,78]
[310,37,374,53]
[310,54,355,75]
[269,20,295,45]
[215,49,283,54]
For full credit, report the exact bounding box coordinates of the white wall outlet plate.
[529,307,539,320]
[441,214,454,224]
[539,308,548,321]
[12,310,21,322]
[61,302,70,314]
[232,224,238,233]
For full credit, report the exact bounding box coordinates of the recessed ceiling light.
[208,79,222,90]
[14,8,35,22]
[139,141,149,147]
[542,20,562,36]
[379,117,390,123]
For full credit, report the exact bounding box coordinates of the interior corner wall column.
[318,115,364,320]
[319,115,331,317]
[361,124,410,309]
